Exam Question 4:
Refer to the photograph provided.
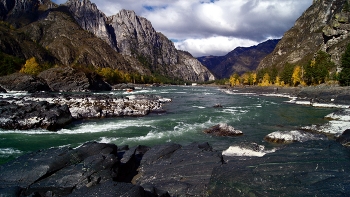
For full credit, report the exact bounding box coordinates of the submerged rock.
[203,123,243,136]
[264,130,327,143]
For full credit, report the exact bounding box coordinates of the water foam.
[302,109,350,135]
[58,119,157,134]
[222,145,276,157]
[0,148,22,157]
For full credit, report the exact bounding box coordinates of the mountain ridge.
[258,0,350,71]
[198,39,280,79]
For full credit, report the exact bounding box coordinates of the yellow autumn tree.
[241,73,251,85]
[292,65,302,86]
[252,72,257,85]
[229,73,240,86]
[20,57,41,75]
[259,73,271,86]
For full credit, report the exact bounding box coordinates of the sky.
[53,0,313,57]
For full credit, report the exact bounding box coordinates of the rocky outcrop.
[0,100,73,131]
[336,129,350,146]
[203,123,243,136]
[210,140,350,196]
[11,92,169,120]
[0,72,51,93]
[0,142,222,196]
[0,86,6,93]
[199,39,280,79]
[0,142,148,196]
[133,142,222,196]
[0,0,57,27]
[2,140,350,196]
[65,0,215,82]
[258,0,350,70]
[38,67,111,92]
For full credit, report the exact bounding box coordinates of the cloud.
[175,36,259,57]
[52,0,313,57]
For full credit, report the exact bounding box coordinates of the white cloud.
[53,0,313,57]
[175,36,258,57]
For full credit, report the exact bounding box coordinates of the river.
[0,85,341,165]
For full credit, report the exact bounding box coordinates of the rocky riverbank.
[0,92,170,131]
[1,140,349,196]
[222,84,350,105]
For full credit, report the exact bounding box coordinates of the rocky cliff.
[65,0,215,82]
[199,39,279,79]
[258,0,350,70]
[0,0,214,82]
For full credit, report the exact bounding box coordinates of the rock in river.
[264,130,327,143]
[204,123,243,136]
[0,100,73,131]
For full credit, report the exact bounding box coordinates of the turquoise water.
[0,86,335,165]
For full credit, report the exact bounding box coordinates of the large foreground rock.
[209,141,350,196]
[0,142,148,197]
[38,67,111,92]
[0,100,73,131]
[0,72,51,93]
[1,140,350,196]
[133,142,223,196]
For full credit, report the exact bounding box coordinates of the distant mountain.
[0,0,215,82]
[258,0,350,70]
[198,39,279,79]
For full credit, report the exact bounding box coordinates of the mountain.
[0,0,215,82]
[258,0,350,70]
[65,0,215,82]
[198,39,279,79]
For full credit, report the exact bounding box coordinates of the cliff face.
[65,0,215,82]
[0,0,56,27]
[198,39,279,79]
[258,0,350,70]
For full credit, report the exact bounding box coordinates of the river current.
[0,86,342,165]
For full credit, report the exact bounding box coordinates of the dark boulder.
[0,72,51,93]
[336,129,350,146]
[133,142,223,196]
[209,141,350,196]
[0,142,121,196]
[67,180,146,197]
[0,100,73,131]
[0,86,6,93]
[203,123,243,136]
[112,83,135,90]
[38,67,111,92]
